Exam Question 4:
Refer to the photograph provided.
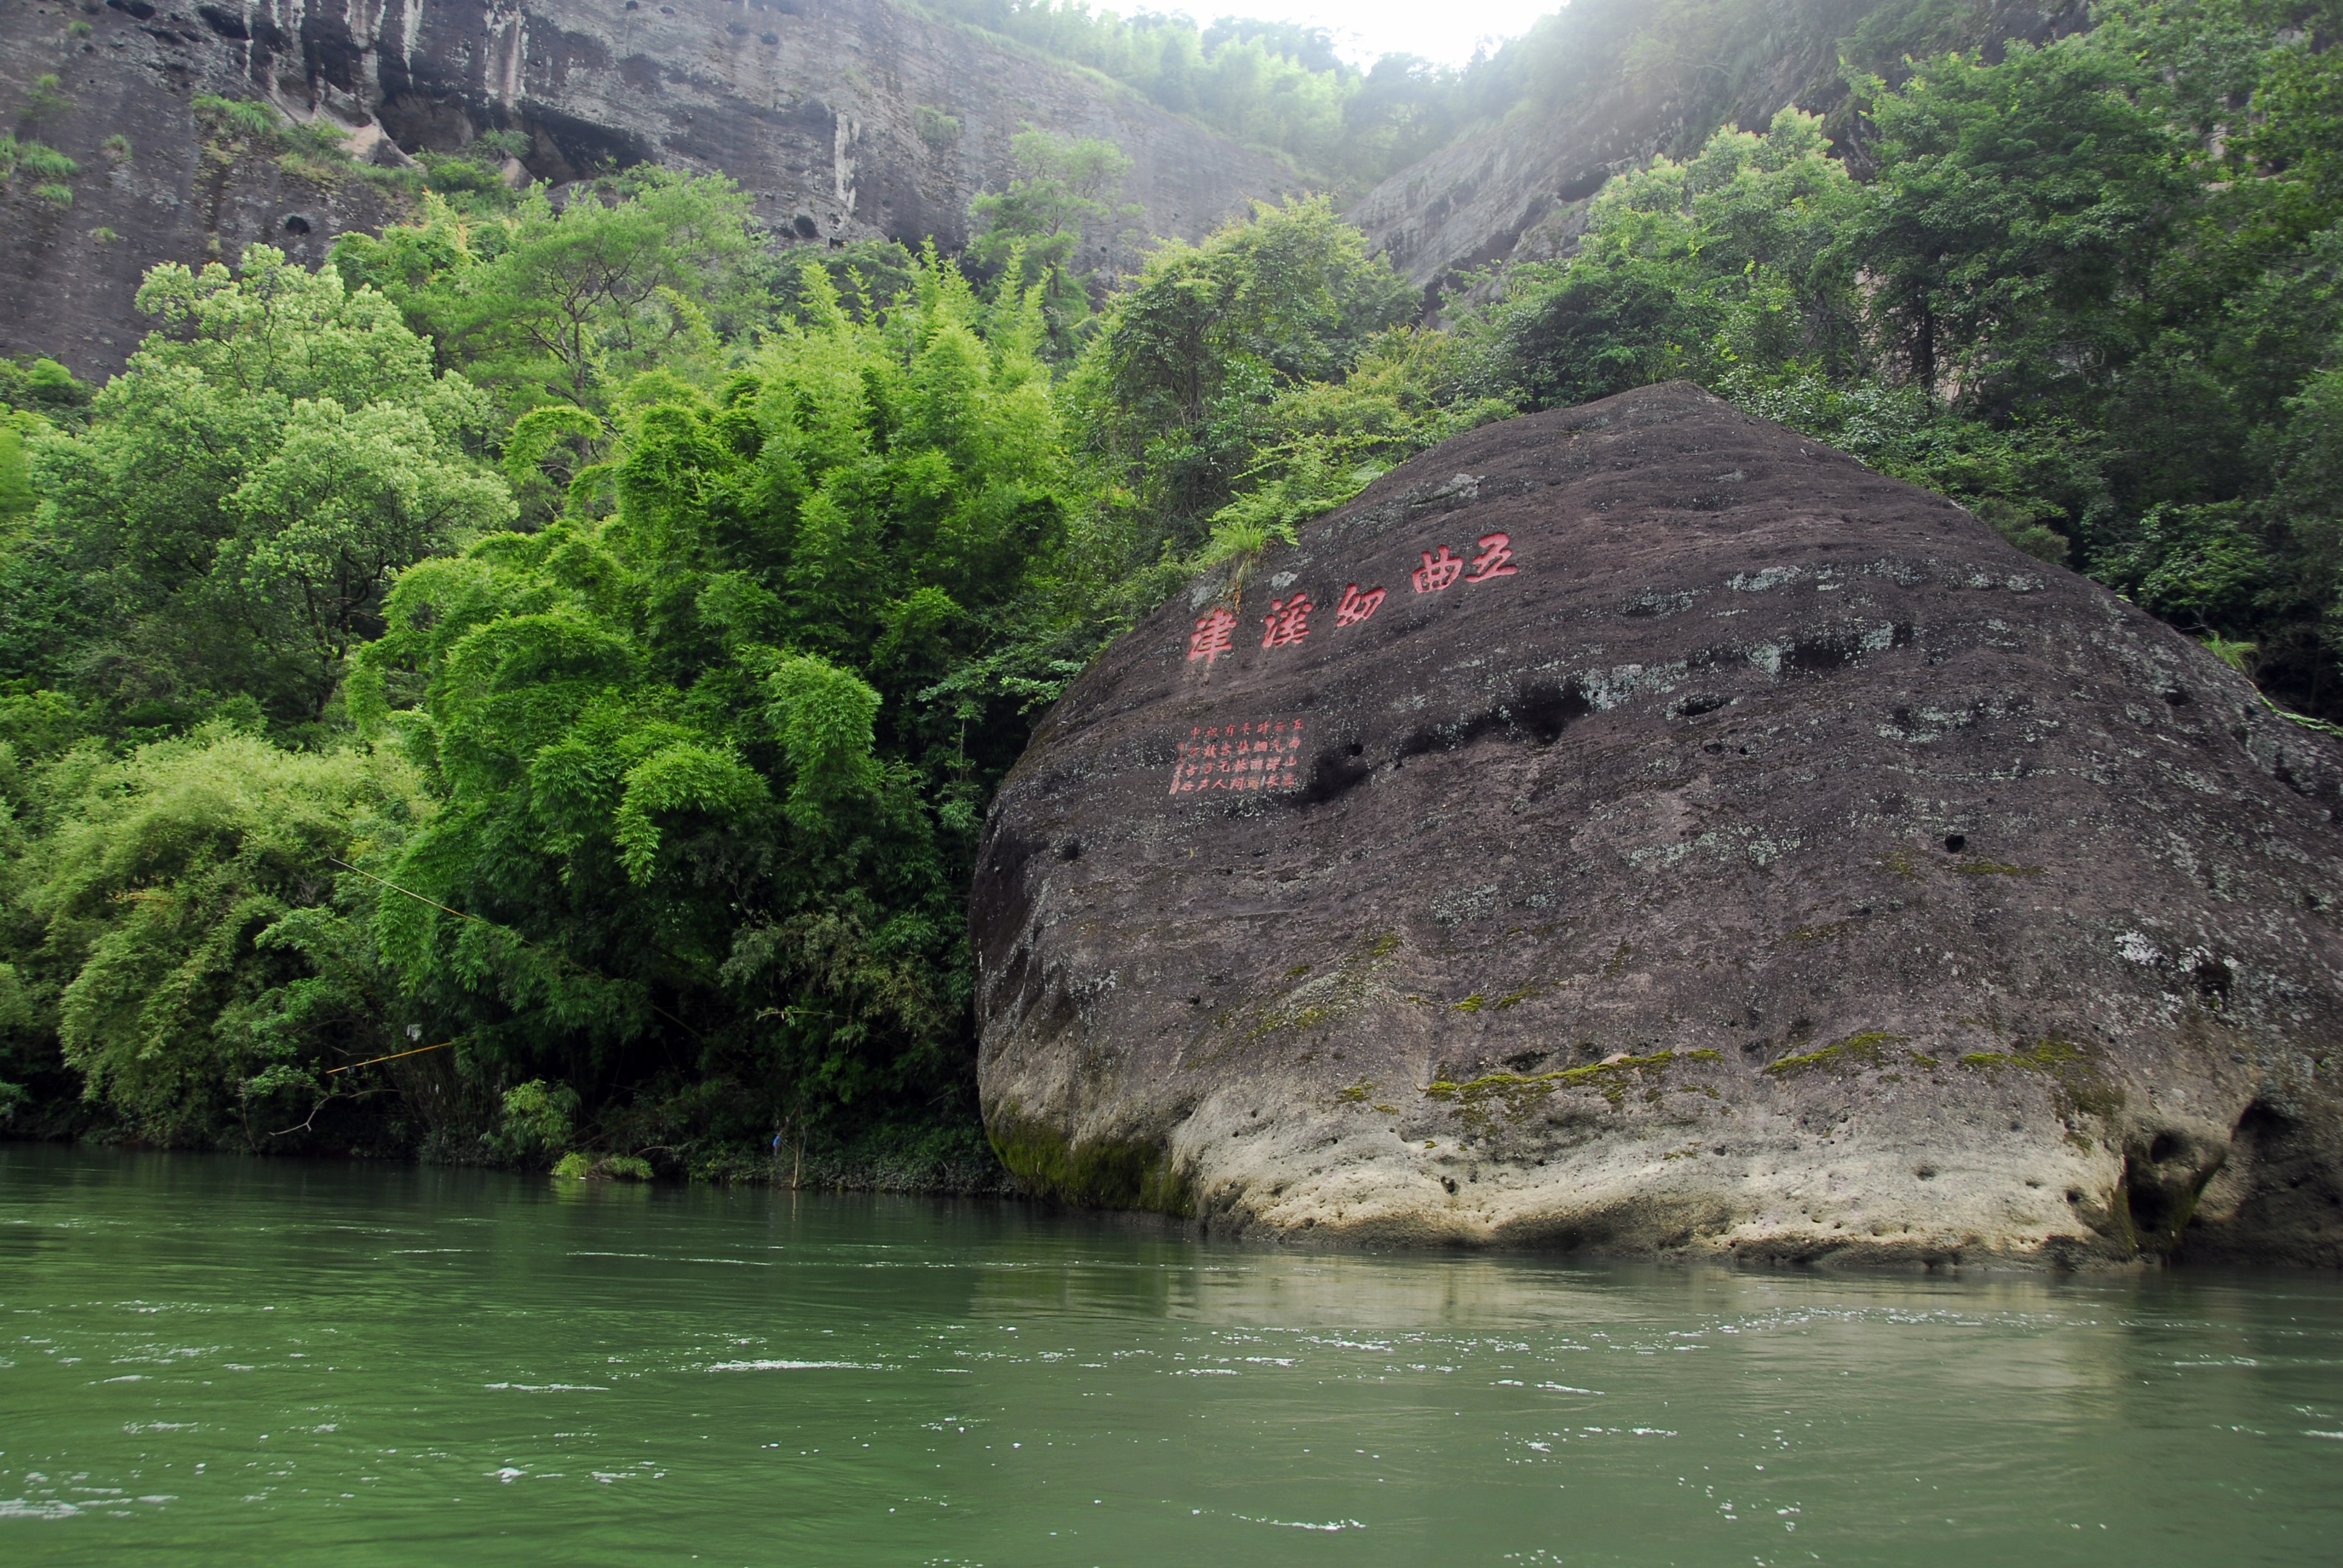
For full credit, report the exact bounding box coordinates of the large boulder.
[972,382,2343,1266]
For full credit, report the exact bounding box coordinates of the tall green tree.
[15,247,510,733]
[332,170,768,416]
[967,129,1136,352]
[354,253,1064,1159]
[1066,195,1419,559]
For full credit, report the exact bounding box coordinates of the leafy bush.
[356,249,1063,1155]
[21,246,511,733]
[2,728,427,1146]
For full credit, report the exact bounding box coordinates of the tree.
[5,725,426,1146]
[21,248,510,730]
[19,247,511,732]
[354,251,1066,1160]
[967,129,1136,351]
[1843,39,2193,407]
[332,170,767,416]
[1069,195,1419,547]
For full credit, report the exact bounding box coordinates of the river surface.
[2,1145,2339,1565]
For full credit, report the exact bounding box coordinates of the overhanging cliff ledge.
[0,0,1300,377]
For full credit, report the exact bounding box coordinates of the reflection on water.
[1,1143,2338,1566]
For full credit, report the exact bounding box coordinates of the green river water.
[2,1145,2339,1566]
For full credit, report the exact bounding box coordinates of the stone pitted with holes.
[972,382,2343,1266]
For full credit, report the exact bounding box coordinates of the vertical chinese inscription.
[1168,718,1306,795]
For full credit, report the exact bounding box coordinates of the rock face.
[1347,1,2088,298]
[2,0,1299,377]
[973,382,2343,1267]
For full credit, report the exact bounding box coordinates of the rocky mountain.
[971,384,2343,1266]
[0,0,1300,376]
[1349,0,2091,297]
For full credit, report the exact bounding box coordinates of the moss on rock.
[986,1104,1193,1216]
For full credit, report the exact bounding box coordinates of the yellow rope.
[326,1041,453,1076]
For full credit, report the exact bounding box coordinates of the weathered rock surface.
[2,0,1299,376]
[974,382,2343,1267]
[1347,1,2088,298]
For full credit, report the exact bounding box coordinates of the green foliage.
[917,1,1449,188]
[1,134,78,205]
[18,73,74,129]
[914,105,963,151]
[967,129,1135,351]
[14,246,511,732]
[332,172,768,416]
[551,1148,652,1179]
[354,249,1061,1150]
[1069,195,1418,555]
[496,1077,578,1158]
[1,728,426,1145]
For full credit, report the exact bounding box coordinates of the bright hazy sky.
[1233,1,1559,67]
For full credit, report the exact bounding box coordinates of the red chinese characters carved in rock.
[1188,606,1237,666]
[1412,546,1465,593]
[1466,532,1518,581]
[1260,593,1314,649]
[1168,719,1306,795]
[1334,583,1386,627]
[1414,533,1522,592]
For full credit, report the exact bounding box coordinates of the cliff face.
[1,0,1300,377]
[971,384,2343,1266]
[1346,1,2089,297]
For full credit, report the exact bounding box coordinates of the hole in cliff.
[2162,686,2192,707]
[1515,679,1592,745]
[1943,833,1967,853]
[281,214,310,234]
[1702,740,1724,754]
[2148,1132,2181,1164]
[2066,1188,2085,1204]
[522,109,653,183]
[1914,1166,1938,1181]
[1783,638,1855,675]
[107,0,157,16]
[2232,1098,2296,1149]
[1346,742,1362,757]
[2307,891,2324,912]
[2126,1169,2180,1241]
[1302,748,1372,805]
[1676,693,1729,717]
[1054,838,1081,862]
[1441,1177,1458,1194]
[195,2,246,38]
[792,214,819,238]
[2191,956,2233,1006]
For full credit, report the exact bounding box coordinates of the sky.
[1230,1,1559,67]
